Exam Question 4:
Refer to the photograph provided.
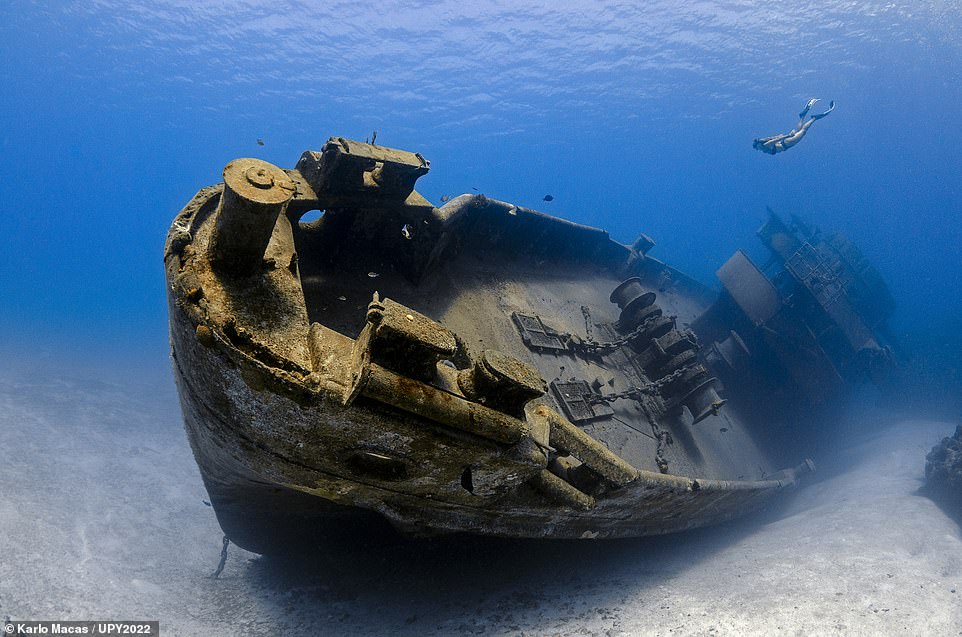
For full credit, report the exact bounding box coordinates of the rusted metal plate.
[717,250,780,326]
[785,243,876,350]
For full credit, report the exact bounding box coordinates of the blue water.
[2,6,962,633]
[2,1,960,384]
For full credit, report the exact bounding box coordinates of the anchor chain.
[587,364,695,405]
[564,313,674,356]
[652,425,673,474]
[580,305,594,343]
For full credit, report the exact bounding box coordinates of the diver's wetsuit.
[753,99,835,155]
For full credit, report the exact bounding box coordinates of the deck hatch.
[550,380,614,424]
[512,312,567,352]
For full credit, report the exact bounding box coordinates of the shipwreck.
[164,138,895,553]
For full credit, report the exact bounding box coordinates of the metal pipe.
[532,405,639,486]
[357,361,529,445]
[530,470,596,511]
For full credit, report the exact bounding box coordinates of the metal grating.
[512,312,567,352]
[787,244,844,307]
[550,379,614,424]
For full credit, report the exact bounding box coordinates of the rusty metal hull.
[171,323,792,539]
[164,141,834,554]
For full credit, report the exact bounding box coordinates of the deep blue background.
[2,1,960,376]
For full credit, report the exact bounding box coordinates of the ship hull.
[160,139,892,554]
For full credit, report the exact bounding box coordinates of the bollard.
[207,158,296,277]
[458,350,546,418]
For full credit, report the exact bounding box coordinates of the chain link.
[587,364,695,405]
[580,305,594,343]
[561,313,673,355]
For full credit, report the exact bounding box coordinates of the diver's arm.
[754,133,788,154]
[755,134,783,144]
[778,127,807,150]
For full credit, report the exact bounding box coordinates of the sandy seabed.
[1,358,960,636]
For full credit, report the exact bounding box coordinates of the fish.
[543,194,554,202]
[440,195,451,202]
[256,139,265,146]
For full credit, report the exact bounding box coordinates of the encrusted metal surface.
[160,138,869,553]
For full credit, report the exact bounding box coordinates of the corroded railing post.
[207,158,296,277]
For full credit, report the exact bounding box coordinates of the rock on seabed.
[925,425,962,507]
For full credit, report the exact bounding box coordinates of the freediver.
[753,98,835,155]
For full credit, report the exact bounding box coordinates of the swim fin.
[812,100,836,120]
